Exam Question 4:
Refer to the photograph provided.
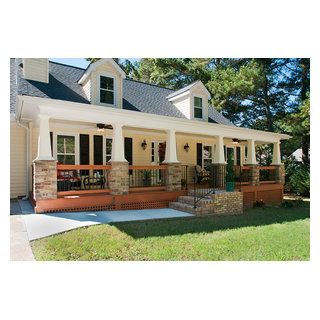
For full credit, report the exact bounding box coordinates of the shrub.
[254,200,265,207]
[288,164,310,196]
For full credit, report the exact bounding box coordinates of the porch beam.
[213,136,226,164]
[271,141,282,165]
[110,124,127,162]
[35,114,54,161]
[163,130,179,163]
[247,139,257,165]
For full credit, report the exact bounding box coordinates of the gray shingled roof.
[10,59,233,126]
[166,80,201,100]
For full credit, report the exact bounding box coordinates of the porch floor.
[17,200,193,240]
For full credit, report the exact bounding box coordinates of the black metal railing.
[193,165,227,208]
[234,165,250,186]
[57,165,111,192]
[129,165,166,188]
[181,165,188,190]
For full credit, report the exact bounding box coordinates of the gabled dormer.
[166,81,211,121]
[78,58,126,108]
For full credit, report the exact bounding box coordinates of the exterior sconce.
[184,143,190,152]
[141,139,147,150]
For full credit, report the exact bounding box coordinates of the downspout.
[16,99,30,200]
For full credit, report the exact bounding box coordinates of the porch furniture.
[83,176,106,189]
[57,170,81,191]
[195,165,210,184]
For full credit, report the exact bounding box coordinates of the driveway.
[16,200,193,241]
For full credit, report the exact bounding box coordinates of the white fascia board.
[19,95,291,143]
[193,81,211,99]
[167,90,190,102]
[78,58,126,84]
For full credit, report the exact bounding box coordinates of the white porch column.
[35,114,54,160]
[247,139,257,165]
[110,124,127,162]
[271,141,282,165]
[240,145,246,165]
[213,136,226,164]
[163,129,179,163]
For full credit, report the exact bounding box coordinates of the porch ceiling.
[17,95,291,143]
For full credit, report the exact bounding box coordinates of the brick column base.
[108,161,129,195]
[33,160,57,201]
[246,164,260,186]
[165,163,182,192]
[274,164,285,184]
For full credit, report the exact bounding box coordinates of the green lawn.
[31,200,310,261]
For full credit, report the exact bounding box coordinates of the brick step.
[177,195,213,206]
[169,201,199,214]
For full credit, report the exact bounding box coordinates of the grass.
[31,201,310,261]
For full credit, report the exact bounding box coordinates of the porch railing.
[129,165,167,189]
[259,166,277,183]
[57,164,111,194]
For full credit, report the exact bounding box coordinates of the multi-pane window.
[106,138,112,163]
[57,135,75,164]
[203,145,213,170]
[194,97,203,119]
[100,75,114,105]
[151,142,155,163]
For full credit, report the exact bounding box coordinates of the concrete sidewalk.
[10,215,35,261]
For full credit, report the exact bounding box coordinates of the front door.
[151,141,166,164]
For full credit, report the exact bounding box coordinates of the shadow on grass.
[111,203,310,239]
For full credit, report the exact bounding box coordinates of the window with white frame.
[106,138,112,163]
[194,97,203,119]
[100,75,115,105]
[57,135,75,164]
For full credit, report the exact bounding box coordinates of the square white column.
[213,136,226,164]
[247,139,257,165]
[163,130,179,163]
[271,141,282,165]
[35,114,54,161]
[110,123,127,162]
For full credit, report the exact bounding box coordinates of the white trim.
[78,58,126,84]
[53,132,79,165]
[18,95,291,143]
[167,81,211,101]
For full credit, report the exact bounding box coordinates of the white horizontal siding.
[23,58,49,83]
[10,122,27,198]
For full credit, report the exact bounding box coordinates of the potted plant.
[225,152,235,192]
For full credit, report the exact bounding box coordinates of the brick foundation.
[246,164,260,186]
[165,163,182,192]
[33,160,57,201]
[108,161,129,195]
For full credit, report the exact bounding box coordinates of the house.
[10,58,290,213]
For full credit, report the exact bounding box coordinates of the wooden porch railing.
[57,164,112,195]
[234,165,277,185]
[259,166,277,183]
[129,165,167,189]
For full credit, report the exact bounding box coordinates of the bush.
[288,164,310,196]
[254,200,265,207]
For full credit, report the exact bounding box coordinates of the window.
[100,75,114,105]
[106,138,112,163]
[203,145,213,170]
[194,97,203,119]
[57,135,75,164]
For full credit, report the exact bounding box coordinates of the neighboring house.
[10,58,290,213]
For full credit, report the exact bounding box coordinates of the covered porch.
[18,95,289,213]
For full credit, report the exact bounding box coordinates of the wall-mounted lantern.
[141,139,148,150]
[184,143,190,152]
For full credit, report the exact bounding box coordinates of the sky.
[49,58,140,69]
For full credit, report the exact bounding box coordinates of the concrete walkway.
[10,215,35,261]
[16,199,193,241]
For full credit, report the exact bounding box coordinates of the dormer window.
[194,97,203,119]
[100,75,115,105]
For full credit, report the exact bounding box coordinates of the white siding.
[172,96,191,119]
[83,78,91,101]
[23,58,49,83]
[10,122,27,198]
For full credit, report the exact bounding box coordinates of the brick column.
[165,164,182,192]
[274,164,285,184]
[33,160,57,200]
[247,164,260,186]
[108,161,129,195]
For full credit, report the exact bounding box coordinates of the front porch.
[19,96,288,213]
